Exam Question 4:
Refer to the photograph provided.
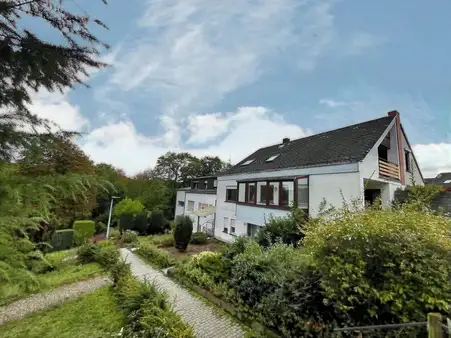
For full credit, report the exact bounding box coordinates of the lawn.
[0,287,124,338]
[0,249,103,306]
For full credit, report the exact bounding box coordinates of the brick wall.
[394,190,451,215]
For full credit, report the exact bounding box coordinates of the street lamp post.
[106,196,119,240]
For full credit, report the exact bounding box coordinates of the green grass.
[0,287,124,338]
[0,249,103,306]
[139,233,174,247]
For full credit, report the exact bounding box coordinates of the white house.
[214,111,424,242]
[174,176,218,234]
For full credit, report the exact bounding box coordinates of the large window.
[297,178,308,209]
[257,182,266,205]
[247,183,256,203]
[269,182,279,205]
[238,183,246,202]
[187,200,195,211]
[226,187,238,202]
[281,182,294,206]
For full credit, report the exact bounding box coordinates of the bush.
[136,244,172,268]
[110,260,132,286]
[133,212,148,234]
[190,232,207,245]
[113,197,144,217]
[77,243,100,264]
[108,227,121,241]
[302,204,451,326]
[73,220,95,244]
[174,215,193,252]
[256,208,305,248]
[50,229,74,251]
[148,209,169,234]
[149,234,174,247]
[95,221,106,235]
[121,230,138,245]
[95,244,120,268]
[119,212,134,233]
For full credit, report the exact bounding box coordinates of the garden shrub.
[256,208,305,248]
[150,233,174,247]
[190,251,227,283]
[113,197,144,217]
[95,244,120,268]
[136,244,172,268]
[119,212,134,233]
[133,212,149,234]
[302,204,451,327]
[148,209,169,234]
[121,230,138,245]
[174,215,193,252]
[110,260,132,286]
[95,221,106,235]
[50,229,74,251]
[109,227,121,241]
[77,243,100,264]
[73,220,95,244]
[27,250,53,274]
[190,231,207,245]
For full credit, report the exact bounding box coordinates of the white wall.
[309,172,363,217]
[174,190,186,217]
[215,178,244,242]
[236,205,290,226]
[182,192,216,232]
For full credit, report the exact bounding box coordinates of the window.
[247,223,259,237]
[226,187,238,202]
[269,182,279,205]
[405,151,411,172]
[444,180,451,184]
[213,180,218,187]
[247,183,256,203]
[193,182,199,189]
[281,181,294,206]
[241,159,255,166]
[223,217,229,233]
[297,178,308,209]
[266,154,279,162]
[204,180,208,189]
[230,219,235,234]
[187,200,195,211]
[378,145,388,161]
[177,200,185,207]
[257,182,267,205]
[238,183,246,202]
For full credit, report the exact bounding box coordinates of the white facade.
[174,190,216,232]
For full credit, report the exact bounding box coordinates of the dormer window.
[266,154,279,162]
[241,159,255,166]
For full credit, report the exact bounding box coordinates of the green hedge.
[190,232,207,245]
[136,244,172,268]
[50,229,74,251]
[73,220,95,244]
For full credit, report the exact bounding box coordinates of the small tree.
[133,212,149,235]
[119,212,135,234]
[174,216,193,252]
[148,209,168,234]
[113,197,144,217]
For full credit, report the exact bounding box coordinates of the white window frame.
[241,159,255,166]
[187,200,195,211]
[223,217,229,233]
[266,154,280,162]
[230,219,236,234]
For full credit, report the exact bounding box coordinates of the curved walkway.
[120,248,245,338]
[0,276,110,325]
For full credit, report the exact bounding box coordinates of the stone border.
[166,268,280,338]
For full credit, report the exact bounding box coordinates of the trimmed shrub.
[95,244,120,268]
[133,212,149,234]
[77,243,100,264]
[73,220,95,244]
[190,231,207,245]
[121,230,138,245]
[119,212,134,233]
[95,221,106,235]
[148,209,168,234]
[174,215,193,252]
[136,244,172,268]
[50,229,74,251]
[303,204,451,326]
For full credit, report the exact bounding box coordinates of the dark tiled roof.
[224,116,395,175]
[425,172,451,188]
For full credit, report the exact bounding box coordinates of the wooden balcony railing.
[379,159,400,180]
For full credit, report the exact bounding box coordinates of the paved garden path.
[0,276,110,325]
[120,248,245,338]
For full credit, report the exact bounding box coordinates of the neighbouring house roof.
[223,115,395,175]
[425,172,451,188]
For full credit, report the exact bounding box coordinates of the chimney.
[387,110,399,117]
[282,137,290,144]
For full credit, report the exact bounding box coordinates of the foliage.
[174,215,193,252]
[121,230,139,245]
[147,234,174,247]
[133,212,149,235]
[109,227,121,241]
[190,231,207,245]
[119,212,135,233]
[95,244,120,269]
[148,209,169,234]
[73,220,95,244]
[0,288,124,338]
[137,244,172,269]
[256,207,305,247]
[95,221,107,235]
[127,178,172,215]
[405,184,442,206]
[109,260,132,287]
[113,197,144,217]
[50,229,74,251]
[188,251,227,284]
[302,204,451,326]
[77,243,100,264]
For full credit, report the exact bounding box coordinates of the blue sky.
[28,0,451,176]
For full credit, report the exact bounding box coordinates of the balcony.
[379,159,400,180]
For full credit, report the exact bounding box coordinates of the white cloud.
[319,99,351,108]
[413,143,451,178]
[344,32,386,56]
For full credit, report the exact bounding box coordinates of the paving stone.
[120,248,245,338]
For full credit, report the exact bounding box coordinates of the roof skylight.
[444,180,451,184]
[266,154,280,162]
[241,159,255,166]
